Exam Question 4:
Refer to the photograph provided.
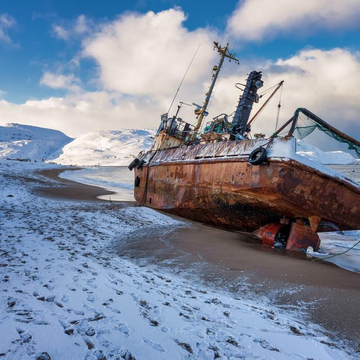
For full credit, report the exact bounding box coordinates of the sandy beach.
[37,167,360,352]
[35,168,116,201]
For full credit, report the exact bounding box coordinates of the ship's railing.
[272,108,360,158]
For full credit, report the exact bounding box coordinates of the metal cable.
[275,83,283,131]
[167,44,201,115]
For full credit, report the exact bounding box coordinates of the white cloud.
[40,72,81,92]
[52,15,91,41]
[74,15,89,34]
[0,13,16,44]
[82,9,217,97]
[52,24,70,40]
[228,0,360,41]
[0,92,164,137]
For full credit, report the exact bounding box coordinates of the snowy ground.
[0,160,356,359]
[315,232,360,274]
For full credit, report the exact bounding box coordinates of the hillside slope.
[51,129,154,166]
[0,123,73,162]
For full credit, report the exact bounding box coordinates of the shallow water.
[59,166,134,201]
[328,164,360,183]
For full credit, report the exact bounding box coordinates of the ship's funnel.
[231,71,263,137]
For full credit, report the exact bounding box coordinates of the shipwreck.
[129,42,360,251]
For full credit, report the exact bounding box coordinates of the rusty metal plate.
[135,157,360,232]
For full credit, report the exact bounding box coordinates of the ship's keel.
[254,219,320,251]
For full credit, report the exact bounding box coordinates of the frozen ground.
[0,160,356,359]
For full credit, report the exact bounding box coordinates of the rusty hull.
[134,141,360,233]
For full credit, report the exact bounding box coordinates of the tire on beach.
[136,159,146,169]
[248,147,267,165]
[128,158,140,171]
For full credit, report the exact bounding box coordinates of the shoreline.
[3,158,351,360]
[34,165,360,351]
[117,222,360,350]
[35,167,117,202]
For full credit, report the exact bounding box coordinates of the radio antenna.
[167,43,201,115]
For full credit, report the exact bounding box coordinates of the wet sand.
[36,168,116,201]
[116,224,360,350]
[37,168,360,351]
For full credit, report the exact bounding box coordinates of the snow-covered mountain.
[51,129,155,166]
[0,123,73,162]
[0,124,155,166]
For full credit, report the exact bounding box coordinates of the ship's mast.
[191,42,239,141]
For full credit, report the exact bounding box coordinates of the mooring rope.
[310,239,360,262]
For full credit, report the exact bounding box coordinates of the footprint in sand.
[58,319,69,329]
[106,306,121,314]
[85,327,96,336]
[143,338,165,352]
[87,294,95,302]
[118,323,130,335]
[17,329,32,343]
[86,278,98,289]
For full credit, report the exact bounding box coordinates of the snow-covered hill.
[0,124,154,166]
[51,129,155,166]
[297,140,358,165]
[0,123,73,162]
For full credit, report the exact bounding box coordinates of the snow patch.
[296,140,358,165]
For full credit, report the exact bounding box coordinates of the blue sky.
[0,0,360,146]
[2,0,360,103]
[1,0,235,103]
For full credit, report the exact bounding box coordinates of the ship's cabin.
[156,115,194,142]
[152,114,195,151]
